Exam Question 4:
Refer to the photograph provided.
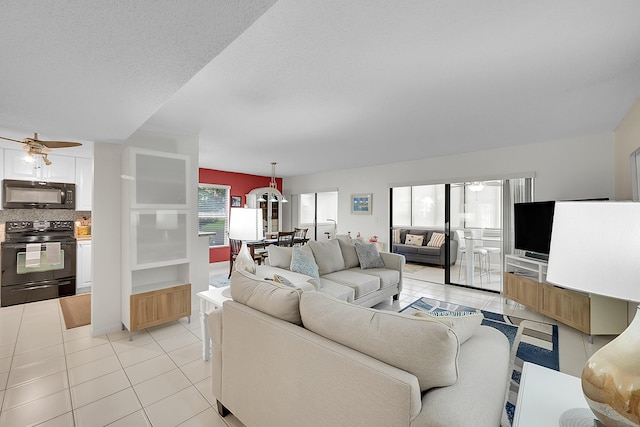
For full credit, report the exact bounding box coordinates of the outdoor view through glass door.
[391,181,504,292]
[291,191,338,240]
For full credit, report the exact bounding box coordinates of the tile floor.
[0,262,614,426]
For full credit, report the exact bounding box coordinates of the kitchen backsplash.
[0,209,91,222]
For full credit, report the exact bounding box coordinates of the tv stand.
[504,255,627,337]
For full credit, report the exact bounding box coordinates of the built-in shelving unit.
[504,255,627,337]
[122,147,192,336]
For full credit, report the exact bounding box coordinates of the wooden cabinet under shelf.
[504,273,539,310]
[130,283,191,331]
[504,255,627,336]
[538,283,590,334]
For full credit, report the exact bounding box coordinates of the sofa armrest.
[380,251,405,294]
[207,307,224,399]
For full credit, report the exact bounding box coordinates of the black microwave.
[2,179,75,209]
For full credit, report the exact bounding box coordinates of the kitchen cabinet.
[76,240,92,292]
[122,147,192,336]
[75,157,92,211]
[3,149,76,183]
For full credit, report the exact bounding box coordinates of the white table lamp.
[229,208,263,275]
[547,201,640,426]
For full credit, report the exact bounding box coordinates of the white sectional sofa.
[254,238,405,308]
[208,270,511,426]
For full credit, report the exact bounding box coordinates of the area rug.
[59,293,91,329]
[400,297,559,426]
[209,274,230,288]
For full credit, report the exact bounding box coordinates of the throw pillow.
[230,270,303,324]
[427,232,446,247]
[308,239,345,275]
[267,245,293,269]
[290,246,320,279]
[405,234,424,246]
[300,292,460,392]
[354,242,385,269]
[273,274,296,287]
[337,238,360,269]
[413,311,483,344]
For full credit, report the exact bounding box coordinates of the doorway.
[391,178,530,292]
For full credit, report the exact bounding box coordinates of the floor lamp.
[547,201,640,426]
[229,207,264,275]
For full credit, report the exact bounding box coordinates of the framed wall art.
[351,193,372,215]
[231,195,242,207]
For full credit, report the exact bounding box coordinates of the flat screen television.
[514,201,556,261]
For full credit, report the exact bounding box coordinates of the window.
[198,184,230,247]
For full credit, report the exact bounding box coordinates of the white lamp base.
[559,408,604,427]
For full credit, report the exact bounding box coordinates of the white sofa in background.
[208,271,511,427]
[254,238,405,308]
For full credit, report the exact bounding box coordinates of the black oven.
[1,221,76,307]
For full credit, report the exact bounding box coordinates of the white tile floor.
[0,262,614,426]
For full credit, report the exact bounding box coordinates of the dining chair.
[277,231,295,247]
[455,230,489,284]
[293,227,309,245]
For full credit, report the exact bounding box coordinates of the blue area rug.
[401,297,559,426]
[209,274,230,288]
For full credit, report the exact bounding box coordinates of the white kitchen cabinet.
[4,149,76,183]
[76,240,92,292]
[122,147,192,335]
[75,157,93,211]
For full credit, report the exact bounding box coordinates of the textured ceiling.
[0,0,276,142]
[2,1,640,177]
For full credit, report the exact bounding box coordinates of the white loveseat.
[208,271,511,426]
[254,238,405,307]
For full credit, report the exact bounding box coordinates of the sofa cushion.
[413,311,483,344]
[337,238,360,269]
[427,232,446,247]
[416,247,442,257]
[267,245,292,269]
[354,242,385,269]
[290,246,320,279]
[230,270,303,324]
[393,244,419,255]
[300,292,460,392]
[354,267,400,290]
[318,278,355,302]
[308,239,345,275]
[322,270,380,299]
[405,234,424,246]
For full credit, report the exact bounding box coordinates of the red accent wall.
[199,168,282,263]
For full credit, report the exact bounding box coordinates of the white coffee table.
[513,362,591,426]
[197,286,232,360]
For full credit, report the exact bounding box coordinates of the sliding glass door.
[291,191,338,240]
[450,181,503,292]
[391,177,533,292]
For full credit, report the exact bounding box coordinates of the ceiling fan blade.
[0,135,26,144]
[38,140,82,148]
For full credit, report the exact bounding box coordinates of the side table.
[197,287,231,361]
[513,362,590,426]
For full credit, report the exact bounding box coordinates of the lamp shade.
[548,201,640,426]
[229,208,264,241]
[547,201,640,302]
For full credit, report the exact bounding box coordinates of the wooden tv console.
[504,255,627,337]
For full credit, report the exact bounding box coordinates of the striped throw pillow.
[427,232,446,247]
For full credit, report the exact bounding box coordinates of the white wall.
[91,130,203,335]
[614,96,640,200]
[284,133,615,249]
[91,142,123,336]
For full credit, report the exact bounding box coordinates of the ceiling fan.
[0,132,82,165]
